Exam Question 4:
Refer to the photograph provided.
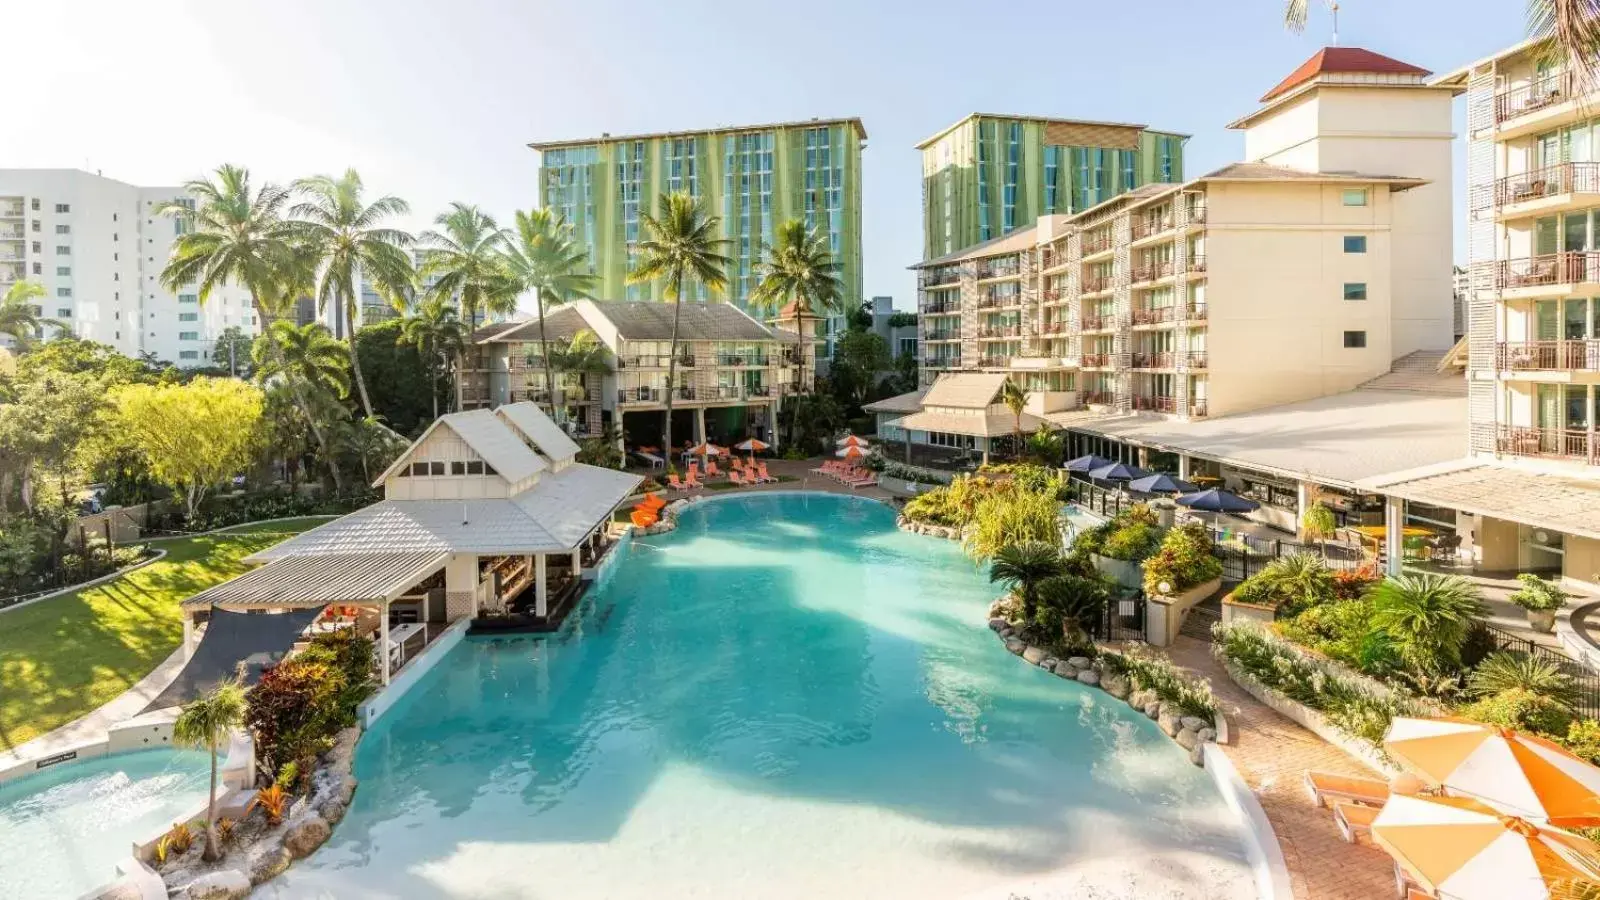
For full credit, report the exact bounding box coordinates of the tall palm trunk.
[344,298,374,418]
[256,299,343,494]
[537,296,557,417]
[790,321,806,447]
[202,736,220,861]
[663,276,685,464]
[429,342,440,421]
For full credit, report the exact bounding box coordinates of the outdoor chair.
[706,460,722,477]
[1332,801,1379,844]
[667,473,686,491]
[1304,770,1390,809]
[729,470,746,487]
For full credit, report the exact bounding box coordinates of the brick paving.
[1166,636,1399,900]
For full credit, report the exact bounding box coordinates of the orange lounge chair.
[630,509,658,528]
[1332,801,1380,844]
[685,470,703,489]
[667,473,686,491]
[756,463,774,483]
[728,470,746,487]
[730,457,746,470]
[706,460,721,477]
[640,492,666,510]
[1304,771,1389,809]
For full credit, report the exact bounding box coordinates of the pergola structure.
[178,401,642,683]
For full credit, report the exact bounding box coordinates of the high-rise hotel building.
[529,119,865,354]
[918,114,1188,261]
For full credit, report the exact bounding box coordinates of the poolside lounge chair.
[729,470,746,487]
[756,462,775,483]
[667,473,686,492]
[640,492,666,510]
[1332,801,1380,844]
[631,508,658,528]
[685,470,703,489]
[706,460,722,478]
[1304,771,1390,809]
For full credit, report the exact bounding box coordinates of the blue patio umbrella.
[1064,454,1115,473]
[1176,488,1260,513]
[1088,461,1149,482]
[1127,473,1198,494]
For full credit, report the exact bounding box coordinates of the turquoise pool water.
[0,747,213,899]
[267,493,1252,899]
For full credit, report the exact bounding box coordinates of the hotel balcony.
[1132,305,1177,327]
[1131,215,1175,243]
[1495,252,1600,298]
[923,329,958,342]
[1494,424,1599,465]
[1187,254,1207,274]
[922,268,961,287]
[1081,233,1113,258]
[923,356,960,369]
[977,324,1021,339]
[711,353,774,367]
[1179,351,1209,371]
[1495,339,1600,373]
[1041,288,1067,305]
[975,295,1022,311]
[1185,302,1209,322]
[1039,320,1071,335]
[1131,260,1175,285]
[1133,395,1178,414]
[1080,354,1113,369]
[1187,205,1208,225]
[616,354,695,369]
[1080,274,1113,296]
[1080,313,1118,332]
[0,203,23,219]
[976,261,1021,280]
[1493,70,1594,139]
[975,355,1010,368]
[1494,162,1600,219]
[1081,391,1115,406]
[1131,352,1174,370]
[1190,399,1210,417]
[922,297,960,314]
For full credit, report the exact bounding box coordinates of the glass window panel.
[1565,385,1590,428]
[1566,212,1589,251]
[1536,216,1561,255]
[1573,125,1592,163]
[1566,298,1589,339]
[1537,300,1563,339]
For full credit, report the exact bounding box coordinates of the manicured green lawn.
[0,518,328,750]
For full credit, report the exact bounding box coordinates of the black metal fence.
[1482,624,1600,721]
[1087,589,1148,643]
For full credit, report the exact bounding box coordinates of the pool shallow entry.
[0,747,212,900]
[265,493,1255,899]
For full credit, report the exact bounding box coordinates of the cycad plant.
[1467,650,1580,708]
[498,208,598,415]
[626,193,730,458]
[1368,573,1487,674]
[989,539,1067,625]
[289,168,415,418]
[751,219,843,448]
[1257,551,1334,614]
[172,680,247,862]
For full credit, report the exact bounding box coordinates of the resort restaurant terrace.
[876,373,1044,467]
[175,401,642,688]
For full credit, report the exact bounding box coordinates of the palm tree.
[172,680,247,862]
[750,219,844,447]
[498,208,598,416]
[546,328,613,420]
[1036,573,1111,644]
[989,540,1068,626]
[156,166,338,481]
[1368,573,1488,674]
[417,203,516,410]
[289,169,415,418]
[396,296,466,420]
[626,193,731,460]
[999,378,1028,457]
[253,321,351,402]
[1528,1,1600,94]
[0,280,60,348]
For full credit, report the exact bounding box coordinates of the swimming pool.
[0,747,213,899]
[266,493,1253,899]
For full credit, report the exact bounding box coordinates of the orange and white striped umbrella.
[836,445,865,459]
[734,438,768,452]
[689,442,724,457]
[1372,793,1600,899]
[1385,717,1600,827]
[836,434,870,448]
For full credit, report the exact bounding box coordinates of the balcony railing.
[923,298,960,314]
[1181,351,1209,370]
[1082,274,1113,294]
[1081,354,1112,368]
[923,268,961,287]
[1187,254,1207,273]
[1132,352,1174,369]
[617,354,695,369]
[1184,303,1209,321]
[1496,252,1600,290]
[976,294,1022,310]
[1496,339,1600,371]
[1041,320,1070,335]
[976,261,1021,279]
[1496,162,1600,207]
[1189,399,1209,417]
[923,329,958,341]
[1495,424,1599,464]
[1495,71,1572,124]
[1187,205,1208,224]
[978,324,1021,338]
[1082,391,1114,405]
[1081,313,1116,331]
[1042,288,1064,303]
[1132,260,1175,284]
[924,356,960,368]
[1134,395,1178,413]
[1082,233,1113,255]
[1131,216,1174,240]
[713,354,772,366]
[618,387,662,404]
[1133,306,1176,326]
[0,205,23,218]
[976,355,1009,367]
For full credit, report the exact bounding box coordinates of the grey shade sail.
[141,606,326,713]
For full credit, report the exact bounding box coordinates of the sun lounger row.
[1304,770,1437,899]
[810,460,877,489]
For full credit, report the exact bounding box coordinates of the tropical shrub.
[1277,596,1398,675]
[1035,573,1111,643]
[1100,645,1217,724]
[1257,552,1335,615]
[1141,521,1222,596]
[1214,621,1433,748]
[902,474,999,528]
[216,817,236,845]
[963,480,1063,560]
[1299,502,1338,547]
[294,630,377,727]
[880,462,945,486]
[1461,688,1575,736]
[1367,573,1487,675]
[1564,720,1600,765]
[988,541,1066,625]
[155,821,195,863]
[249,784,289,827]
[1466,651,1579,708]
[1508,573,1573,612]
[245,658,347,776]
[1331,563,1381,601]
[1099,522,1162,562]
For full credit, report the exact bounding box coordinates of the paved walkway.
[0,643,187,769]
[1165,637,1397,900]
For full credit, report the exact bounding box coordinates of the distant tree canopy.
[353,319,444,436]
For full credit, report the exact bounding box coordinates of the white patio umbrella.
[734,438,769,453]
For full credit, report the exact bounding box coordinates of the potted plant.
[1508,573,1571,634]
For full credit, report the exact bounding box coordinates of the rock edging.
[895,515,961,541]
[633,497,698,536]
[984,598,1217,768]
[160,727,360,899]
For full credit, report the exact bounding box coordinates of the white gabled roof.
[250,463,643,560]
[923,372,1008,409]
[373,407,550,487]
[496,401,581,462]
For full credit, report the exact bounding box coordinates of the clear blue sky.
[11,0,1527,312]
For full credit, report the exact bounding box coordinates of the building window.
[178,312,198,322]
[31,263,40,274]
[1343,235,1367,253]
[55,224,70,235]
[30,220,39,232]
[31,241,40,253]
[30,198,39,211]
[1343,330,1367,348]
[54,203,69,213]
[56,266,70,276]
[179,350,199,360]
[55,245,69,255]
[56,287,71,298]
[1341,189,1368,207]
[57,308,72,317]
[179,331,199,341]
[178,293,198,304]
[1343,282,1368,300]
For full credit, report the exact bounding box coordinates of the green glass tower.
[531,119,866,318]
[919,114,1187,259]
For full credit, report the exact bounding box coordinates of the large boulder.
[987,617,1008,632]
[1039,657,1059,670]
[1101,675,1130,700]
[283,813,331,859]
[1021,645,1047,665]
[1067,656,1093,670]
[181,870,251,900]
[1052,661,1076,678]
[1175,727,1200,751]
[1128,689,1154,710]
[244,840,291,886]
[1143,701,1162,720]
[1075,669,1100,687]
[1157,708,1181,737]
[1004,638,1025,655]
[1198,727,1218,744]
[1180,716,1210,734]
[1189,743,1206,767]
[318,798,347,825]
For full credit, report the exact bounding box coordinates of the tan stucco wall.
[1474,514,1522,571]
[1566,535,1600,590]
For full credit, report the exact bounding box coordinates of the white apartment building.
[0,169,256,366]
[913,48,1459,422]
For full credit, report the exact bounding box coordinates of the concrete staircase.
[1357,350,1466,396]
